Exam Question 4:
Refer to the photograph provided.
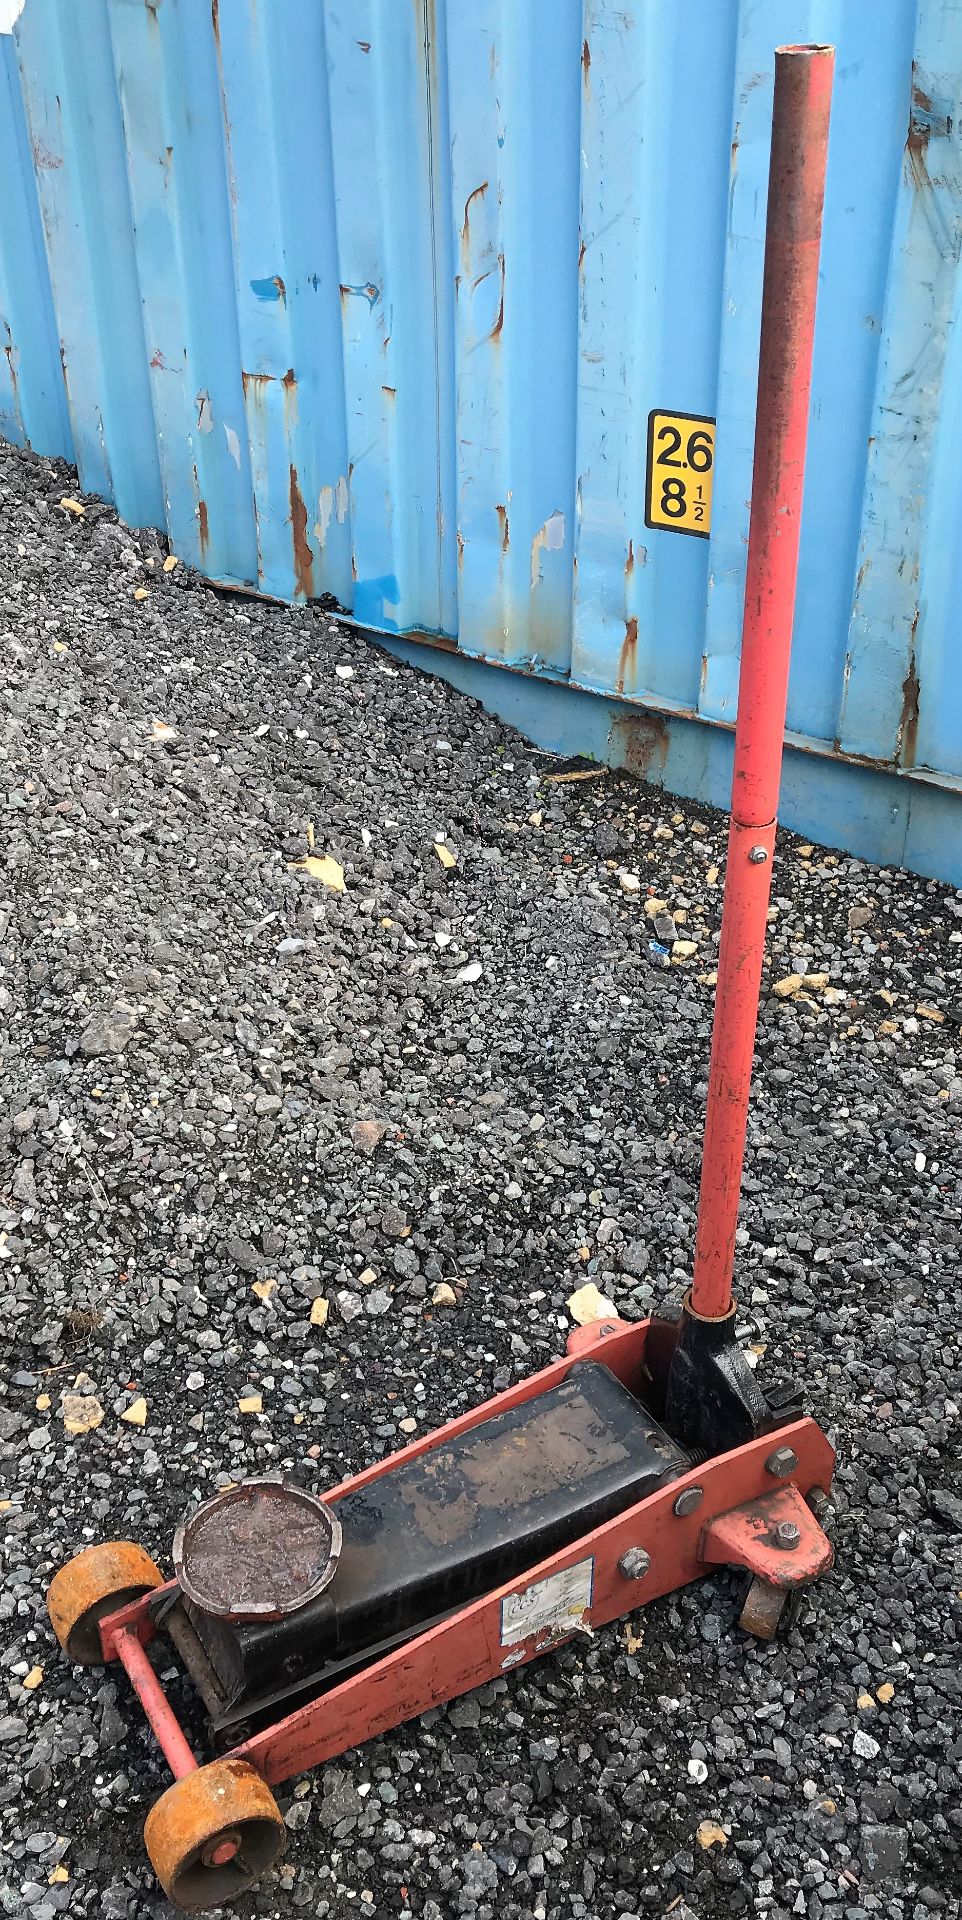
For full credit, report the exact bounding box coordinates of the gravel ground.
[1,440,960,1920]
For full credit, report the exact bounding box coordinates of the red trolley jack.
[47,46,837,1914]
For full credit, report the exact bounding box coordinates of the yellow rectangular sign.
[645,409,715,539]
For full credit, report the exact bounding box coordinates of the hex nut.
[774,1520,801,1551]
[618,1548,651,1581]
[765,1446,798,1478]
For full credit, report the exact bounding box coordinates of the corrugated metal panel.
[836,2,962,773]
[2,0,962,849]
[0,24,72,456]
[12,0,163,525]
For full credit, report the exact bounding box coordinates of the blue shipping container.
[1,0,961,883]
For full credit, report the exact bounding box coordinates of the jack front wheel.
[144,1758,285,1911]
[46,1541,164,1665]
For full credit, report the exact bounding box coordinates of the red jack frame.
[99,1319,835,1789]
[45,43,837,1915]
[47,1316,835,1909]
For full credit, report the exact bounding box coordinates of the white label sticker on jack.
[500,1557,594,1646]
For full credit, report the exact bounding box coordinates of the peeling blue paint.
[339,282,381,308]
[353,571,403,631]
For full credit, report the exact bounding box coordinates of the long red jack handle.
[690,45,835,1322]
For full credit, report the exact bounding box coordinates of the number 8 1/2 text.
[645,409,715,539]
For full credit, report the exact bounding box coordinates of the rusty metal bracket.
[701,1482,834,1589]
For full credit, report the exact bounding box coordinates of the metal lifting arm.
[666,46,834,1455]
[691,45,835,1322]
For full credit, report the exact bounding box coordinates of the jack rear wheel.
[46,1541,164,1665]
[738,1489,836,1641]
[739,1573,802,1639]
[144,1758,285,1912]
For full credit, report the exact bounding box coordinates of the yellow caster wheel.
[144,1758,286,1911]
[46,1541,164,1665]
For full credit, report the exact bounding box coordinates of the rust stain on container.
[460,181,489,273]
[610,710,670,783]
[197,499,209,554]
[582,39,591,91]
[496,504,509,552]
[210,0,219,40]
[289,465,314,599]
[339,283,380,311]
[616,616,638,696]
[625,539,635,579]
[906,81,933,191]
[149,348,167,369]
[906,71,953,193]
[242,370,274,401]
[898,612,921,768]
[490,255,505,340]
[4,342,19,412]
[356,40,371,53]
[382,385,396,401]
[281,366,298,429]
[899,667,920,766]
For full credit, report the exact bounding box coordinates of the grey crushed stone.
[0,440,960,1918]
